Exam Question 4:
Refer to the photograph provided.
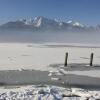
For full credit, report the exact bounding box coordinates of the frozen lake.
[0,43,100,70]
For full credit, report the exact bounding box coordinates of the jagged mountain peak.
[34,16,45,27]
[73,22,84,27]
[67,20,84,27]
[34,16,47,20]
[33,16,58,27]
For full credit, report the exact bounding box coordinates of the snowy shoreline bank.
[0,84,100,100]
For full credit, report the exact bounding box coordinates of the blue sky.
[0,0,100,25]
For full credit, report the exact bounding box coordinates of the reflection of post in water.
[67,81,72,95]
[62,78,72,93]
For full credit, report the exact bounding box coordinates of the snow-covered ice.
[0,43,100,71]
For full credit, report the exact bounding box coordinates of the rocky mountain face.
[0,16,99,33]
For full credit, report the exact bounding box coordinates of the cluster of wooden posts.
[64,52,94,67]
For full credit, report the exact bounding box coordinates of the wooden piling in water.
[64,52,68,67]
[90,53,94,66]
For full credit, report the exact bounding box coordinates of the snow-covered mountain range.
[0,16,100,32]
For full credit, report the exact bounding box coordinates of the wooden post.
[90,53,94,66]
[64,52,68,67]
